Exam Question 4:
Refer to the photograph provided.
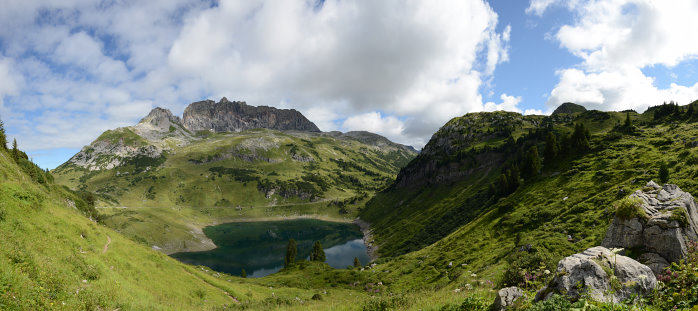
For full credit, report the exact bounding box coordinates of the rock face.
[602,181,698,275]
[182,97,320,133]
[538,246,657,303]
[493,286,524,311]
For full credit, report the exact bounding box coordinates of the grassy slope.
[54,129,414,208]
[361,108,698,292]
[0,147,397,310]
[52,129,415,254]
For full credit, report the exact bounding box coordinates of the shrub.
[528,294,572,311]
[669,207,689,227]
[614,197,647,220]
[653,241,698,309]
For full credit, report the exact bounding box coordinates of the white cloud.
[526,0,559,16]
[0,0,512,154]
[484,93,523,113]
[537,0,698,111]
[341,112,406,142]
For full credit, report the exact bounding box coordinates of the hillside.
[0,141,384,310]
[52,99,417,254]
[53,100,415,208]
[360,100,698,288]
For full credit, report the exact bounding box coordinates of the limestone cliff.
[182,97,320,133]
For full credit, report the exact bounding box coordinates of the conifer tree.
[241,269,247,278]
[0,119,6,150]
[544,132,558,164]
[624,112,632,128]
[571,123,590,153]
[659,161,669,184]
[310,240,326,262]
[521,146,541,178]
[11,138,18,162]
[284,239,297,267]
[509,164,520,190]
[353,257,361,268]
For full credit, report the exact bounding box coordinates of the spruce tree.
[11,138,18,162]
[310,240,325,262]
[659,161,669,184]
[571,123,590,153]
[241,269,247,278]
[284,239,297,267]
[544,132,558,165]
[521,146,541,178]
[0,119,6,150]
[353,257,361,268]
[624,112,632,128]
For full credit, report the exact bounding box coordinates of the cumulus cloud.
[484,93,523,113]
[0,0,512,154]
[532,0,698,111]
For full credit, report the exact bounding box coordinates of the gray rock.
[493,286,524,311]
[182,97,320,133]
[602,181,698,275]
[637,253,670,276]
[540,246,656,303]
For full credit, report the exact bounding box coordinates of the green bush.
[528,294,572,311]
[614,197,647,220]
[653,241,698,309]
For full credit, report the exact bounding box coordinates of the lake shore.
[353,218,379,262]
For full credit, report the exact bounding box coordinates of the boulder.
[537,246,656,303]
[602,181,698,275]
[493,286,524,311]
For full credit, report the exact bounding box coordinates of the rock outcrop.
[602,181,698,275]
[182,97,320,133]
[493,286,524,311]
[537,246,657,303]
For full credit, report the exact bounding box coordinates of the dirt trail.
[102,235,111,254]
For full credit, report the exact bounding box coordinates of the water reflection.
[170,219,370,278]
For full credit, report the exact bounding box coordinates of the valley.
[3,99,698,310]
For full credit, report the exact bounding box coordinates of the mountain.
[10,99,698,310]
[182,97,321,133]
[552,102,587,115]
[52,99,417,254]
[54,98,415,206]
[359,101,698,291]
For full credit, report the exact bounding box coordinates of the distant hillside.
[552,102,587,115]
[53,100,416,208]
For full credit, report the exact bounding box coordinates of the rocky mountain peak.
[182,98,320,133]
[139,107,181,128]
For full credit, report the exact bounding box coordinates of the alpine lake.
[170,219,370,278]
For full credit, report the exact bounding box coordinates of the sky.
[0,0,697,169]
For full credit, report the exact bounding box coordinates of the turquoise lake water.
[170,219,370,278]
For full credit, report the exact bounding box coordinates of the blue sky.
[0,0,697,169]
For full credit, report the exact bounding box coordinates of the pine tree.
[544,132,558,165]
[559,132,571,155]
[624,112,632,128]
[571,123,590,153]
[11,138,18,162]
[284,238,297,267]
[659,161,669,184]
[353,257,361,268]
[521,146,541,178]
[499,173,509,195]
[509,164,520,190]
[0,119,6,150]
[241,269,247,278]
[310,240,325,262]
